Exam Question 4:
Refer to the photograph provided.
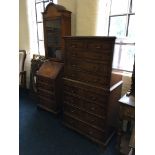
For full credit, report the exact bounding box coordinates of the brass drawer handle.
[71,90,75,93]
[92,97,96,101]
[71,74,75,77]
[89,131,93,135]
[96,46,101,49]
[90,119,95,122]
[72,53,77,57]
[93,79,97,82]
[91,107,95,110]
[71,64,77,67]
[71,110,75,113]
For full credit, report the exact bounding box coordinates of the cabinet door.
[44,17,62,59]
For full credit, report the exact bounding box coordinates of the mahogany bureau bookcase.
[35,2,71,115]
[62,36,123,147]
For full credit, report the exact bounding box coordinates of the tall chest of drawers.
[63,36,123,146]
[36,60,64,115]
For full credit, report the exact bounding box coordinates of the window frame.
[108,0,135,72]
[35,0,57,55]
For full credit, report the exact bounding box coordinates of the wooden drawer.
[68,49,112,62]
[37,76,54,85]
[37,81,54,91]
[37,88,55,100]
[64,103,106,129]
[66,58,111,76]
[64,114,105,141]
[38,95,57,110]
[64,93,106,117]
[66,40,86,50]
[87,40,114,51]
[63,80,108,104]
[65,68,111,88]
[63,78,109,95]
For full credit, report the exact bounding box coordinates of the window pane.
[38,23,44,40]
[44,2,50,9]
[131,0,135,13]
[112,44,121,69]
[113,44,135,71]
[36,3,44,22]
[39,41,45,55]
[111,0,129,15]
[36,0,41,2]
[128,15,135,40]
[109,16,127,37]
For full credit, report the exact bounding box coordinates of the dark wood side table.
[117,94,135,155]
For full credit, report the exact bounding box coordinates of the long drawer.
[64,113,106,142]
[66,57,111,77]
[65,68,111,88]
[37,88,55,100]
[37,81,54,91]
[64,103,106,129]
[64,92,106,117]
[63,79,109,103]
[38,95,57,110]
[37,75,54,85]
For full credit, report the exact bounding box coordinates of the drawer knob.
[96,46,101,49]
[89,131,93,135]
[91,107,95,110]
[93,79,97,82]
[71,64,77,67]
[92,97,96,101]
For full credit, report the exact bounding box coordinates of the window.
[35,0,57,55]
[108,0,135,72]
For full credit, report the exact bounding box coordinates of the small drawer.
[37,81,54,91]
[67,41,86,49]
[87,41,114,51]
[37,88,55,100]
[37,96,57,110]
[37,76,54,85]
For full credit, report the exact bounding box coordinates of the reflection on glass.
[39,41,45,55]
[38,23,44,40]
[46,19,60,29]
[109,16,127,37]
[111,0,129,15]
[113,44,135,71]
[128,15,135,40]
[36,3,44,22]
